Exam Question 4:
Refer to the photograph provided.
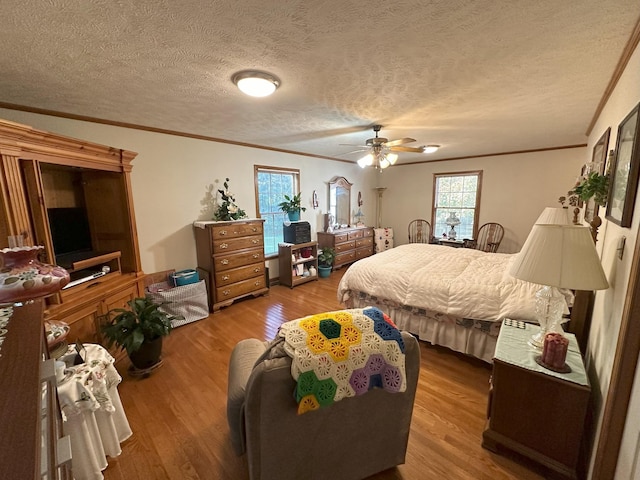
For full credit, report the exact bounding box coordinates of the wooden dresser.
[0,300,72,479]
[194,219,269,312]
[317,227,374,269]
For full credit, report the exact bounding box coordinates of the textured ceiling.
[0,0,638,164]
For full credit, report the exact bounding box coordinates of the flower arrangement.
[213,178,247,221]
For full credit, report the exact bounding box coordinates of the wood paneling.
[103,269,549,480]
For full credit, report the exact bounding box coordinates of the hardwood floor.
[103,269,547,480]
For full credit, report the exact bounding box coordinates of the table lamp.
[445,212,461,240]
[509,224,608,348]
[535,207,572,225]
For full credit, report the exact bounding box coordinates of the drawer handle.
[219,230,227,236]
[255,280,261,286]
[252,227,257,232]
[254,268,260,273]
[223,290,231,296]
[221,259,229,265]
[233,231,239,235]
[253,254,259,259]
[252,239,259,244]
[222,275,230,281]
[220,243,228,249]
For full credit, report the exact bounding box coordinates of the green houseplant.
[570,172,609,206]
[317,247,336,278]
[102,297,182,370]
[278,193,307,221]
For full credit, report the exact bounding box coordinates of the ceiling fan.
[341,125,438,170]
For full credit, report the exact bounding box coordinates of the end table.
[482,320,590,479]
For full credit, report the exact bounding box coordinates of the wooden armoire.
[0,118,145,353]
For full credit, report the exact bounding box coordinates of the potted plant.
[570,171,609,206]
[317,247,336,278]
[278,193,307,221]
[101,297,182,371]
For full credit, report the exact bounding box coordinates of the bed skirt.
[344,291,501,363]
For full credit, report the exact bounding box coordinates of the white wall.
[0,108,376,277]
[376,150,585,252]
[585,41,640,479]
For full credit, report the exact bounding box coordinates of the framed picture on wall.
[584,127,610,223]
[606,103,640,227]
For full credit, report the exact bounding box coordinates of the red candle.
[541,333,569,369]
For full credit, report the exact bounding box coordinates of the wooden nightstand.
[482,320,590,479]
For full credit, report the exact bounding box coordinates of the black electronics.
[47,207,93,259]
[283,221,311,244]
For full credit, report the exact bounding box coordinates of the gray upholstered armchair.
[227,330,420,480]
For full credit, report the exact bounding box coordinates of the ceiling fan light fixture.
[379,157,390,169]
[423,145,440,154]
[232,70,280,97]
[387,153,398,165]
[358,153,373,168]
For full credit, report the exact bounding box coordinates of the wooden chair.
[408,219,432,243]
[464,223,504,252]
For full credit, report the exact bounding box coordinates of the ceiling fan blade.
[339,143,368,147]
[384,137,416,147]
[389,145,425,153]
[337,148,369,156]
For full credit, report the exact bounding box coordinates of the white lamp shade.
[423,145,440,154]
[387,153,398,165]
[535,207,572,225]
[358,153,373,168]
[509,224,609,290]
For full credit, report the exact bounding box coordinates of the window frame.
[431,170,483,241]
[254,165,301,258]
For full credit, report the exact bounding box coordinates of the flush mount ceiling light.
[232,70,280,97]
[423,145,440,154]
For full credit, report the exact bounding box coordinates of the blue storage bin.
[171,269,199,286]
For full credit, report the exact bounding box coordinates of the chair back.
[475,222,504,252]
[408,219,431,243]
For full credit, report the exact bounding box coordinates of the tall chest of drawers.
[194,219,269,312]
[317,227,374,269]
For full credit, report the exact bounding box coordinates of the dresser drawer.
[215,262,264,286]
[356,237,373,248]
[334,233,349,243]
[334,241,355,253]
[335,250,356,265]
[363,228,373,238]
[356,246,373,259]
[348,230,363,240]
[213,235,263,254]
[215,249,264,271]
[211,222,263,240]
[216,276,266,301]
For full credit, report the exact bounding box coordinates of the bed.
[338,243,570,363]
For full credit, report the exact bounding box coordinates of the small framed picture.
[606,103,640,227]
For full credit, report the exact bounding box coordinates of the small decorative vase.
[0,246,70,304]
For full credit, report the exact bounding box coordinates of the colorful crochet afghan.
[278,307,406,414]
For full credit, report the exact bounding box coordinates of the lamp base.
[528,331,546,350]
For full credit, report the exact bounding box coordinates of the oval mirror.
[329,176,352,227]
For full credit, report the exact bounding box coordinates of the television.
[47,207,93,267]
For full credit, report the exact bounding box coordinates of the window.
[255,165,300,256]
[432,171,482,240]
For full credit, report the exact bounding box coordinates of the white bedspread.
[338,244,554,323]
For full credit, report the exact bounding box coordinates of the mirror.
[329,176,352,228]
